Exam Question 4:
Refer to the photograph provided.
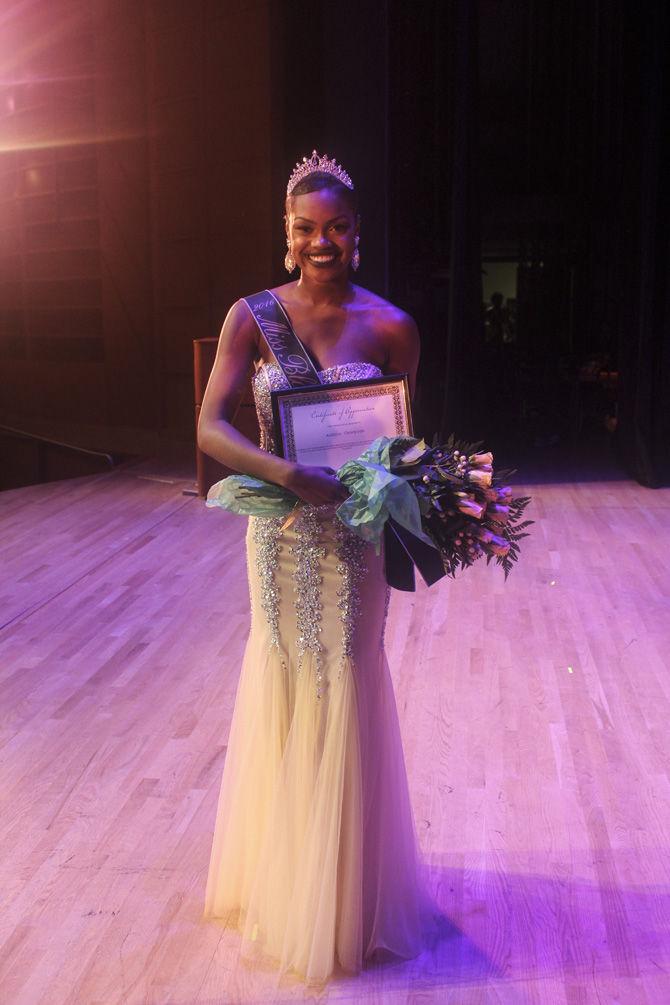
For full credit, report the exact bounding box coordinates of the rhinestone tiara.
[286,149,354,196]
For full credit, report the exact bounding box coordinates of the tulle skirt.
[202,510,438,985]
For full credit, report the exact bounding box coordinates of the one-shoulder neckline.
[254,360,383,378]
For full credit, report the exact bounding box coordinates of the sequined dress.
[202,360,437,984]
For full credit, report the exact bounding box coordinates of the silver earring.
[285,240,296,273]
[351,236,360,272]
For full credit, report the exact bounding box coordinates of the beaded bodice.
[251,360,384,453]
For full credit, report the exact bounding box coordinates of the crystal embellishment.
[380,583,392,650]
[252,515,286,666]
[291,506,327,699]
[334,516,367,678]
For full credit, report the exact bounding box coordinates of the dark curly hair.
[285,170,358,215]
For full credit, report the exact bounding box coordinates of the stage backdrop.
[1,0,668,485]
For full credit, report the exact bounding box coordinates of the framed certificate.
[271,373,413,469]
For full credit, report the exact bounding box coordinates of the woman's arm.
[197,300,349,505]
[383,309,421,399]
[197,299,295,486]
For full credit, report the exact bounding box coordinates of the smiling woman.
[198,150,440,985]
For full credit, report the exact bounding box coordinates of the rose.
[456,498,485,519]
[474,526,510,555]
[487,503,510,525]
[468,468,492,488]
[469,451,493,467]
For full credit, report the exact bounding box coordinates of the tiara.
[286,149,354,196]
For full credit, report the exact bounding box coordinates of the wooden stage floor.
[1,450,669,1004]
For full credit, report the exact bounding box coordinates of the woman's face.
[285,187,359,280]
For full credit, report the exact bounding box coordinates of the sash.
[242,288,442,592]
[243,289,323,387]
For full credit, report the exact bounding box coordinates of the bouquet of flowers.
[206,434,532,584]
[388,434,533,580]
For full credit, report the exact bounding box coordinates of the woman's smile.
[304,250,340,268]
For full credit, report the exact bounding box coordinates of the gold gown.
[202,361,438,984]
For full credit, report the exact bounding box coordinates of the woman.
[199,151,438,984]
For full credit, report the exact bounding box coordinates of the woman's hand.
[282,464,350,506]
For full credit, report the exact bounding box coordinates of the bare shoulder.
[267,280,300,302]
[217,296,258,354]
[354,285,419,343]
[351,286,420,378]
[226,296,251,325]
[384,303,419,341]
[354,284,414,322]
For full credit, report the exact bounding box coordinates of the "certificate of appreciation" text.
[271,374,413,470]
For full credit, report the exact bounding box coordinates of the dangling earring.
[284,238,296,273]
[351,235,360,272]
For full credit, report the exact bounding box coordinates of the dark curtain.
[440,0,484,444]
[273,1,669,485]
[274,0,389,297]
[386,0,483,444]
[617,1,670,487]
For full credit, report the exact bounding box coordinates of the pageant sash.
[243,289,323,388]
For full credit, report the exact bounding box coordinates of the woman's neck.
[294,273,354,308]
